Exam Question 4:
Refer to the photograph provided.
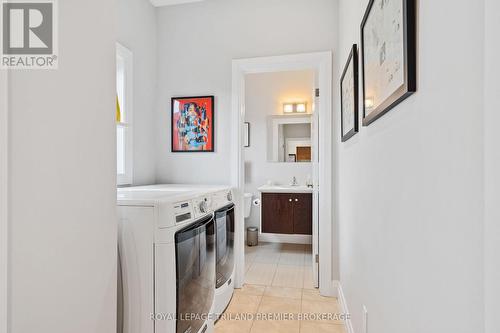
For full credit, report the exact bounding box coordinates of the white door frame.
[231,52,335,296]
[0,69,9,333]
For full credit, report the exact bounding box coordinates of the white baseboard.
[337,281,354,333]
[258,232,312,244]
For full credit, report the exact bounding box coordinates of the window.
[116,43,133,185]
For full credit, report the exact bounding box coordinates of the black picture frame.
[360,0,417,126]
[340,44,359,142]
[171,95,215,153]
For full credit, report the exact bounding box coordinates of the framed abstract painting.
[171,96,214,152]
[360,0,416,125]
[340,44,359,142]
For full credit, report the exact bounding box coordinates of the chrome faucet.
[291,176,298,186]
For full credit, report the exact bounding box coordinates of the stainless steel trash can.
[247,227,258,246]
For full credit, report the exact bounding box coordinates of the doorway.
[231,52,335,296]
[243,69,316,290]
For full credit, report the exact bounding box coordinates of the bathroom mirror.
[267,115,312,163]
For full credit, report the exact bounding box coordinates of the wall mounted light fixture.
[296,103,306,113]
[283,102,307,114]
[283,103,294,113]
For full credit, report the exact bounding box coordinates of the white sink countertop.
[257,184,313,193]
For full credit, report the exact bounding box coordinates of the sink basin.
[257,184,313,193]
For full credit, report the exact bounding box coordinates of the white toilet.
[244,193,253,218]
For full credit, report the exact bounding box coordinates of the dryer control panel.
[212,189,234,209]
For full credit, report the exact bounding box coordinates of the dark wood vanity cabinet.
[261,193,312,235]
[292,193,313,234]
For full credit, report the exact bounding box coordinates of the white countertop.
[257,184,313,193]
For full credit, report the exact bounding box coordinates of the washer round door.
[175,215,215,333]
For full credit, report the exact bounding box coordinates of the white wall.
[7,0,117,332]
[0,63,8,333]
[118,0,158,185]
[155,0,337,184]
[244,70,313,228]
[484,0,500,332]
[336,1,485,333]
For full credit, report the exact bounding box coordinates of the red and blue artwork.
[171,96,214,152]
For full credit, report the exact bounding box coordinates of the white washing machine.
[117,184,234,333]
[137,185,236,317]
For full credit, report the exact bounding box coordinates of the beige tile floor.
[215,243,347,333]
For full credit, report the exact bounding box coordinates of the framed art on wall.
[171,96,214,152]
[340,44,359,142]
[361,0,416,126]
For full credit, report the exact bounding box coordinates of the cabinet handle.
[295,198,299,202]
[289,199,292,202]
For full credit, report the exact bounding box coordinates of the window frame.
[116,43,134,186]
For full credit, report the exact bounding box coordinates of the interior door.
[311,87,320,287]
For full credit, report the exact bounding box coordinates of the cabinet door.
[261,193,294,234]
[292,193,312,235]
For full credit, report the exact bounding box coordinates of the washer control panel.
[199,200,208,213]
[192,196,212,218]
[172,201,193,224]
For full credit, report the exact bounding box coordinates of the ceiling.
[150,0,204,7]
